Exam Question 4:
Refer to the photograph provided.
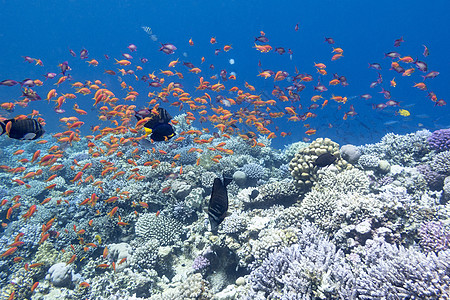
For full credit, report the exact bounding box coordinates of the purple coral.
[248,223,353,299]
[427,129,450,152]
[418,221,450,252]
[417,164,445,190]
[354,240,450,298]
[192,254,210,272]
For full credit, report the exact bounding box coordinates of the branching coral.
[135,213,183,246]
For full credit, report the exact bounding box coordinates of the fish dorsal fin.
[223,177,232,187]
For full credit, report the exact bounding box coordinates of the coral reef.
[248,223,350,299]
[135,213,183,246]
[240,163,266,182]
[149,273,212,299]
[1,115,449,300]
[359,130,432,166]
[358,154,380,169]
[340,144,361,164]
[289,137,352,191]
[427,128,450,152]
[299,189,339,231]
[242,179,301,206]
[418,221,450,252]
[431,150,450,175]
[351,239,450,299]
[316,168,370,195]
[417,164,445,190]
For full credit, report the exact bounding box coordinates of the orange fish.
[115,59,131,66]
[31,282,39,292]
[45,183,56,190]
[66,254,77,264]
[118,257,127,265]
[6,208,13,220]
[22,205,37,220]
[7,291,15,300]
[390,78,397,87]
[305,129,317,135]
[0,247,17,258]
[39,233,50,244]
[71,171,83,183]
[139,201,148,208]
[46,89,57,101]
[107,207,118,218]
[13,149,25,155]
[79,282,90,288]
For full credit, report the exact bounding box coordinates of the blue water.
[0,0,448,148]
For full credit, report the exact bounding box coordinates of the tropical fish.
[249,189,259,201]
[0,118,45,140]
[397,109,410,117]
[314,153,337,167]
[135,107,176,141]
[208,176,232,233]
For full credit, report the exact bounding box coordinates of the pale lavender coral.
[192,254,210,272]
[417,164,445,190]
[248,223,353,299]
[418,221,450,252]
[369,174,394,188]
[353,240,450,299]
[249,223,450,299]
[427,129,450,152]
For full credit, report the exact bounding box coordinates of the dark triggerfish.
[314,153,337,168]
[208,177,232,233]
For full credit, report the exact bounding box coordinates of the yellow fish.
[398,109,410,117]
[95,234,102,244]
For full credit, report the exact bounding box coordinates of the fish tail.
[0,121,6,136]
